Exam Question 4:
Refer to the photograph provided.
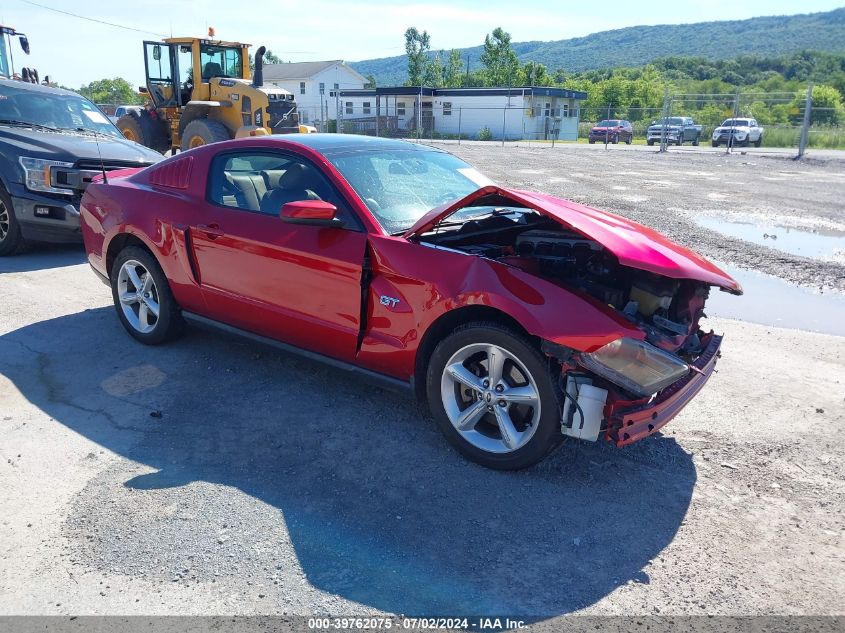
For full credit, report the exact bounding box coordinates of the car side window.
[207,151,360,228]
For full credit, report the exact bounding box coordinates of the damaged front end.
[408,186,740,446]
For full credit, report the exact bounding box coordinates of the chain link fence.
[296,86,842,159]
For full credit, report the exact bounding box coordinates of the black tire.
[426,322,564,470]
[0,185,28,256]
[180,119,231,152]
[692,136,700,146]
[588,139,595,144]
[647,139,654,146]
[711,141,719,147]
[612,134,619,144]
[110,246,184,345]
[754,135,762,148]
[625,135,632,145]
[117,112,169,154]
[676,137,683,146]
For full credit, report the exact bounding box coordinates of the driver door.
[189,150,367,362]
[143,41,179,107]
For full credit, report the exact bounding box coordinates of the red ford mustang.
[80,134,741,469]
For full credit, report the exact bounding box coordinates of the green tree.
[521,61,549,86]
[78,78,143,105]
[808,84,844,124]
[480,27,519,86]
[365,73,377,88]
[424,51,443,88]
[404,27,431,86]
[443,49,464,88]
[264,50,283,64]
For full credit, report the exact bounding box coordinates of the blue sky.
[2,0,842,87]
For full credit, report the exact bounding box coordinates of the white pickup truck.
[711,118,764,147]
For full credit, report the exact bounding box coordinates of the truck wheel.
[754,136,763,148]
[0,186,28,257]
[625,135,632,145]
[712,141,719,147]
[588,139,595,144]
[692,136,700,146]
[181,119,231,151]
[676,137,683,146]
[647,139,654,146]
[426,322,565,470]
[117,112,169,154]
[612,134,619,144]
[111,246,184,345]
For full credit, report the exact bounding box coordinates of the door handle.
[197,223,223,239]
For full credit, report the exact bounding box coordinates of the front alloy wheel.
[440,343,542,454]
[427,323,564,469]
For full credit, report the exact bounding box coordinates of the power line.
[17,0,167,37]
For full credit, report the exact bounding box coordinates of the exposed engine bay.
[417,205,711,361]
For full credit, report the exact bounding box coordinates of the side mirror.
[280,200,343,227]
[19,35,30,55]
[153,45,161,61]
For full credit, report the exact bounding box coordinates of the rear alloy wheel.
[0,187,27,256]
[181,119,231,151]
[111,246,183,344]
[427,323,564,470]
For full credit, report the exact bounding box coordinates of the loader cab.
[142,38,251,107]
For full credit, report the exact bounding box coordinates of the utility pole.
[659,87,670,153]
[727,89,740,155]
[798,84,813,159]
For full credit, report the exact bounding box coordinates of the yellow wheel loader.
[117,37,315,154]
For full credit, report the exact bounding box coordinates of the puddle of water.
[706,263,845,336]
[697,216,845,261]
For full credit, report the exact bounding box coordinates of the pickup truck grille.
[51,160,152,192]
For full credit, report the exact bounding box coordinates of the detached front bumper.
[606,333,723,446]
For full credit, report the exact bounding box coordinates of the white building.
[263,60,367,126]
[336,86,588,141]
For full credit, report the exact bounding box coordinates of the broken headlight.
[580,337,690,397]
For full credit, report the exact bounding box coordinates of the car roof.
[282,133,444,156]
[0,78,82,98]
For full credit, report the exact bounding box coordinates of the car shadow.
[0,243,86,273]
[0,306,696,618]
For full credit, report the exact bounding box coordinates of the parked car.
[588,119,633,144]
[646,117,703,146]
[711,118,764,147]
[109,105,144,124]
[0,79,162,255]
[80,135,740,470]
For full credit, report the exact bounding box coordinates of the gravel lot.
[0,147,843,627]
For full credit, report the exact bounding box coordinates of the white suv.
[712,118,764,147]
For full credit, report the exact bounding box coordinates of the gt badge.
[379,295,400,308]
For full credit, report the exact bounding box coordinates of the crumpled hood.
[404,185,742,294]
[0,126,163,164]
